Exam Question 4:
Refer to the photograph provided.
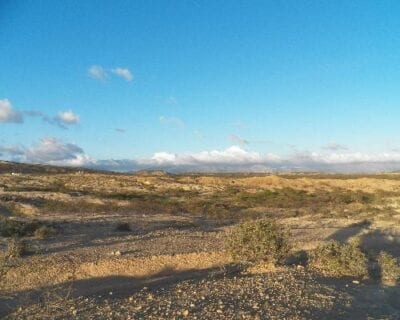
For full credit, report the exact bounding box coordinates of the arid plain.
[0,162,399,319]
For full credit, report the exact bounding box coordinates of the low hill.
[0,160,91,175]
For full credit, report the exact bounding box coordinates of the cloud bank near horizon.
[3,138,400,173]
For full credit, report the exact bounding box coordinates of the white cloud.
[88,65,107,80]
[88,65,133,82]
[159,116,185,129]
[127,146,283,173]
[56,110,79,125]
[149,146,264,166]
[25,138,85,163]
[25,109,79,128]
[93,147,400,173]
[151,152,177,164]
[49,153,93,167]
[0,138,92,166]
[289,151,400,164]
[111,67,133,81]
[0,99,23,123]
[7,140,400,173]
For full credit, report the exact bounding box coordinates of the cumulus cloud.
[159,116,185,129]
[111,67,133,81]
[25,138,85,163]
[0,99,23,123]
[88,65,107,80]
[229,134,249,146]
[56,110,79,125]
[6,140,400,173]
[0,138,91,166]
[87,147,400,173]
[322,143,348,151]
[150,146,266,166]
[23,109,79,129]
[84,146,273,172]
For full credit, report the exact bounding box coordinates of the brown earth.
[0,169,400,319]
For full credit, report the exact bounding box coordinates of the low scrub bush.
[376,252,400,284]
[225,219,290,264]
[309,240,368,278]
[6,238,29,258]
[33,225,56,239]
[0,217,56,238]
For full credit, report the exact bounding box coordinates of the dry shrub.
[0,217,56,238]
[225,219,290,264]
[34,225,56,239]
[309,240,368,279]
[6,237,29,258]
[376,252,400,285]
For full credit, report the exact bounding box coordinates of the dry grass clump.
[0,217,56,238]
[225,219,290,264]
[6,237,29,258]
[33,225,56,239]
[375,252,400,285]
[309,240,369,279]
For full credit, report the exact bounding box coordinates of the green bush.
[376,252,400,284]
[225,219,290,264]
[309,240,368,278]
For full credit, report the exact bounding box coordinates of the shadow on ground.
[0,264,241,317]
[32,215,226,255]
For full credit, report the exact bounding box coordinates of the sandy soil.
[1,171,400,319]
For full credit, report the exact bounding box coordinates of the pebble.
[182,309,189,316]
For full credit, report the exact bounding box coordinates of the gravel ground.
[7,267,400,320]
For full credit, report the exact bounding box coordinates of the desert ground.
[0,163,400,319]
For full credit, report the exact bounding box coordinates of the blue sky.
[2,1,400,171]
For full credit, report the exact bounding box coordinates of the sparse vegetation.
[309,240,369,279]
[0,217,55,238]
[33,225,56,239]
[376,251,400,285]
[225,218,290,264]
[6,238,29,258]
[1,166,400,319]
[237,188,376,209]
